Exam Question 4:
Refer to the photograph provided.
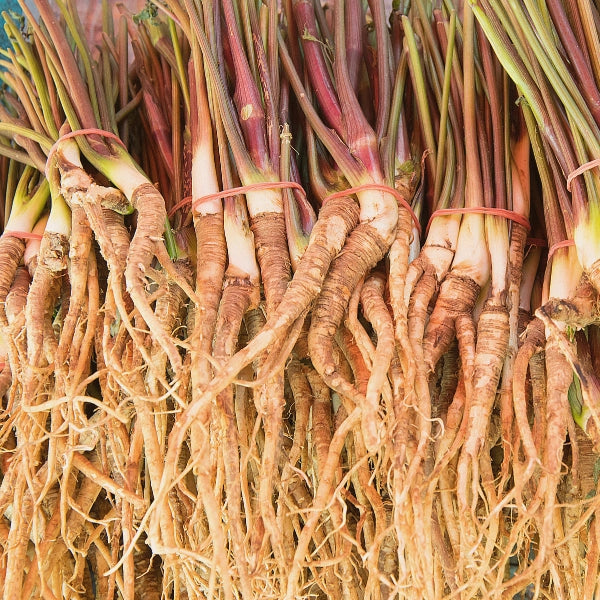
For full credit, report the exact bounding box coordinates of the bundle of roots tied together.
[2,0,600,598]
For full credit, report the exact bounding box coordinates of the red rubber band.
[323,183,422,235]
[548,239,575,260]
[193,181,307,212]
[3,230,43,241]
[168,196,192,217]
[168,181,308,216]
[46,128,126,176]
[426,207,531,235]
[566,158,600,192]
[525,238,547,247]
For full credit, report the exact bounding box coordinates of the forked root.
[25,232,69,369]
[422,273,480,372]
[309,224,389,450]
[125,183,182,374]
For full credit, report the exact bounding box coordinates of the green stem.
[163,217,178,260]
[403,16,437,174]
[55,0,102,127]
[434,11,456,206]
[169,18,190,115]
[2,11,59,138]
[0,123,53,153]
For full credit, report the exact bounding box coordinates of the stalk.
[280,123,315,270]
[422,4,490,373]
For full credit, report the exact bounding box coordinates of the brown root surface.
[543,274,600,329]
[56,205,92,366]
[5,266,29,325]
[587,256,600,297]
[190,211,226,385]
[0,235,25,327]
[214,280,255,599]
[308,224,389,450]
[25,232,69,369]
[405,244,456,308]
[360,271,395,449]
[538,340,572,561]
[422,273,481,372]
[512,317,545,495]
[206,196,359,387]
[250,211,291,312]
[147,257,193,393]
[462,304,510,459]
[124,183,181,373]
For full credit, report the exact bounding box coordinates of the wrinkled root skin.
[272,196,360,327]
[25,232,70,368]
[250,211,291,313]
[422,273,481,372]
[408,262,437,344]
[309,224,389,382]
[191,211,227,386]
[405,244,456,307]
[214,281,255,598]
[543,274,600,330]
[309,224,388,450]
[538,341,571,557]
[124,183,181,373]
[360,271,395,451]
[0,236,25,327]
[6,267,30,325]
[463,305,510,459]
[56,206,92,367]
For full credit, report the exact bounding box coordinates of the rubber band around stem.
[3,230,43,241]
[425,207,531,235]
[323,183,422,235]
[168,181,308,217]
[548,239,575,260]
[566,158,600,192]
[168,196,192,217]
[45,128,127,177]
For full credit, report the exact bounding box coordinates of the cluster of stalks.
[1,0,600,598]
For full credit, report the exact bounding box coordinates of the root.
[196,195,359,391]
[5,266,30,325]
[543,318,600,451]
[462,304,510,460]
[250,211,291,312]
[388,209,416,391]
[284,360,312,471]
[284,407,361,600]
[422,273,480,372]
[125,182,182,373]
[189,210,226,389]
[405,243,456,310]
[308,224,389,450]
[360,270,395,451]
[67,248,99,391]
[147,257,193,394]
[512,317,545,497]
[0,235,25,327]
[56,205,92,366]
[25,232,69,369]
[538,338,572,563]
[543,273,600,329]
[214,280,256,599]
[585,256,600,298]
